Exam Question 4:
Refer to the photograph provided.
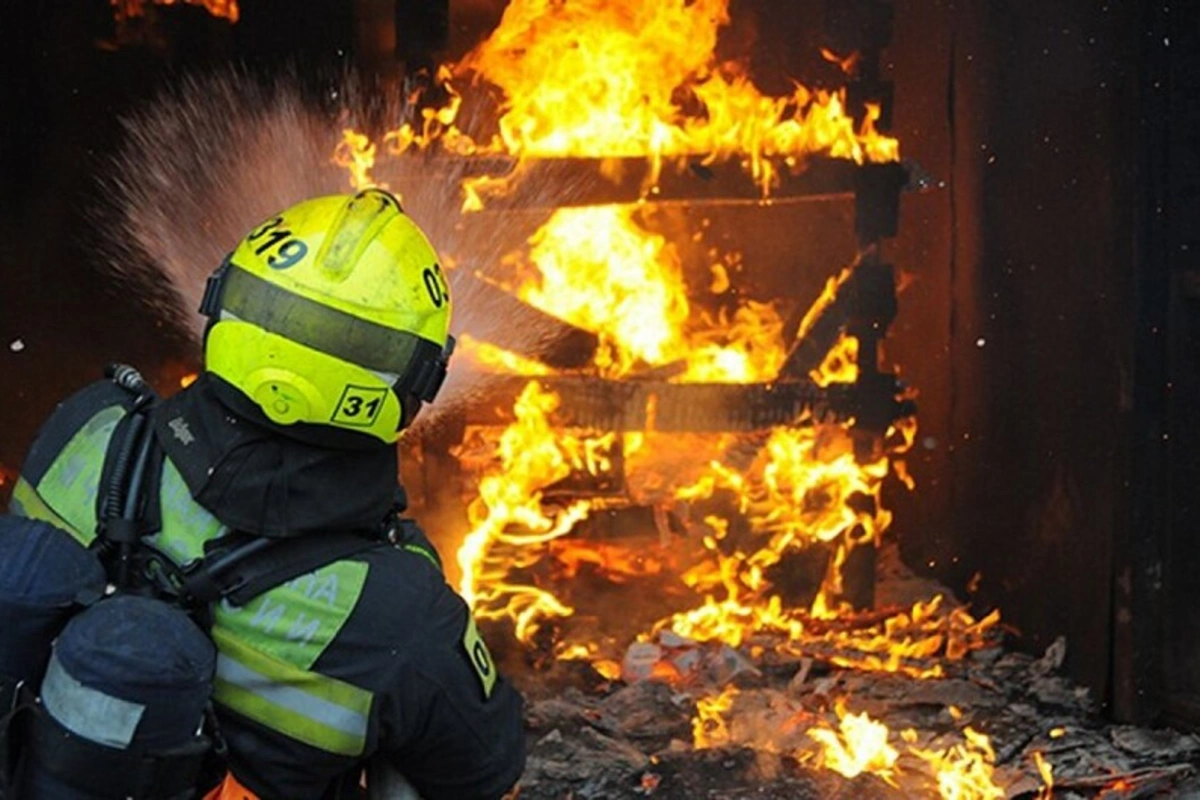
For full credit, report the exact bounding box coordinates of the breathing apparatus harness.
[0,364,421,800]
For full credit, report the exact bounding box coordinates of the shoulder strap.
[179,532,383,609]
[94,364,162,590]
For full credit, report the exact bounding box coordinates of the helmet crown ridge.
[315,189,401,282]
[200,190,454,444]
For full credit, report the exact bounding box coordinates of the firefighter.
[4,189,525,799]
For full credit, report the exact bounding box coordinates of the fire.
[1033,750,1055,799]
[820,47,862,77]
[506,205,788,380]
[455,381,613,642]
[806,699,899,783]
[458,0,898,193]
[111,0,238,23]
[688,691,1012,797]
[334,0,900,203]
[911,727,1006,800]
[457,334,553,376]
[333,129,384,191]
[692,686,738,749]
[656,419,894,646]
[811,334,860,386]
[515,206,690,376]
[681,301,788,383]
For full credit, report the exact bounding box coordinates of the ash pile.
[502,549,1200,800]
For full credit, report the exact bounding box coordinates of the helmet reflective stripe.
[210,264,450,400]
[211,628,372,757]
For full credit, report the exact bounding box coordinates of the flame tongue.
[461,0,729,158]
[460,0,899,182]
[344,0,900,201]
[517,207,691,376]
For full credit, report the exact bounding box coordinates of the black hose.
[98,363,160,589]
[100,414,145,523]
[116,431,157,587]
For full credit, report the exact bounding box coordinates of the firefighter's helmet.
[199,189,454,444]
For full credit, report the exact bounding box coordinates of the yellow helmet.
[199,189,454,444]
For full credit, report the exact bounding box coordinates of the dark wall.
[1139,2,1200,728]
[0,2,355,493]
[901,0,1143,711]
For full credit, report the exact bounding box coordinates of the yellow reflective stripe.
[10,477,87,544]
[211,628,372,756]
[462,616,497,700]
[402,543,440,571]
[213,559,368,670]
[35,404,125,544]
[148,460,226,565]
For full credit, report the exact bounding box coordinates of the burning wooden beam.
[413,154,909,211]
[453,269,599,369]
[459,375,913,433]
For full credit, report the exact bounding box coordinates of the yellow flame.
[807,699,899,783]
[456,382,613,642]
[334,1,899,200]
[508,206,789,381]
[459,0,898,194]
[811,334,860,387]
[692,686,738,749]
[1033,751,1055,799]
[457,334,553,376]
[332,129,384,191]
[910,727,1006,800]
[517,206,691,376]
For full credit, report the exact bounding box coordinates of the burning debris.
[508,556,1200,799]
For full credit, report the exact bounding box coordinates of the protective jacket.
[9,375,525,800]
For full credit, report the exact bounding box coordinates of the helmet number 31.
[249,216,310,270]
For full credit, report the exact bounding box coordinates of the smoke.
[97,68,600,432]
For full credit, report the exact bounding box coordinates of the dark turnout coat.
[10,375,525,799]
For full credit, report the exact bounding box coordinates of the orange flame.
[692,686,738,749]
[910,727,1006,800]
[820,47,862,77]
[332,129,384,191]
[111,0,238,23]
[455,381,613,642]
